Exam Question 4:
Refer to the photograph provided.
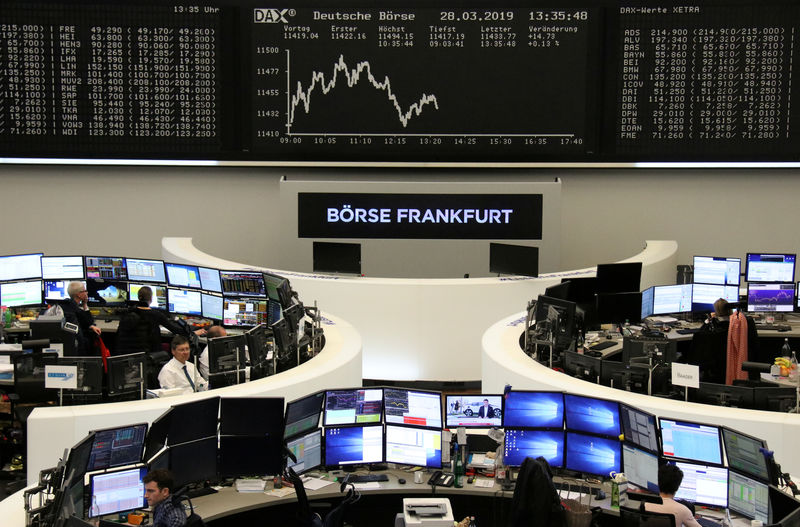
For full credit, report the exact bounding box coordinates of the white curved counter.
[481,311,800,477]
[163,237,678,381]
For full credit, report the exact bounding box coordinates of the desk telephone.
[428,471,455,487]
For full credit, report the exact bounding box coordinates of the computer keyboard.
[347,474,389,483]
[675,328,700,335]
[755,324,792,331]
[696,516,723,527]
[589,340,616,351]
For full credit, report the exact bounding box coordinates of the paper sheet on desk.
[352,482,381,490]
[0,344,21,353]
[266,487,296,497]
[303,477,335,490]
[474,479,494,489]
[650,316,678,323]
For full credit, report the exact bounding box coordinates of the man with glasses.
[62,281,102,353]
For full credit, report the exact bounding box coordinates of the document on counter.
[352,482,381,490]
[266,487,296,498]
[235,478,266,493]
[473,479,495,489]
[302,477,335,491]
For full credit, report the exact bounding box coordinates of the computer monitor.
[693,256,741,286]
[384,388,442,429]
[503,429,564,468]
[165,397,220,446]
[219,397,284,437]
[562,351,602,382]
[0,253,42,281]
[564,394,620,437]
[222,297,268,328]
[207,334,246,375]
[220,270,266,297]
[722,427,770,483]
[88,466,147,518]
[287,429,323,475]
[595,262,642,294]
[673,461,729,507]
[444,394,503,428]
[595,292,643,324]
[84,256,127,280]
[285,391,325,439]
[106,353,146,397]
[323,388,383,426]
[268,299,283,325]
[127,283,167,309]
[147,447,170,473]
[324,425,384,467]
[385,424,442,469]
[41,256,85,280]
[201,293,223,321]
[169,437,219,488]
[271,317,296,367]
[44,280,76,301]
[57,356,103,402]
[659,418,723,465]
[696,382,754,409]
[218,435,284,477]
[640,287,654,320]
[747,283,795,312]
[86,279,128,307]
[165,263,202,289]
[263,272,294,308]
[199,267,222,293]
[562,277,599,304]
[544,281,571,301]
[283,302,305,335]
[167,288,202,316]
[489,243,539,277]
[502,391,564,429]
[620,404,659,453]
[63,478,85,520]
[0,280,43,307]
[124,258,166,284]
[651,284,692,315]
[63,433,95,487]
[313,241,361,274]
[143,412,170,462]
[690,283,740,312]
[12,351,58,403]
[534,295,577,350]
[728,470,770,524]
[769,484,800,525]
[622,444,659,493]
[753,386,797,412]
[245,324,271,378]
[86,423,148,472]
[564,431,621,477]
[622,337,677,365]
[601,360,650,394]
[746,253,796,283]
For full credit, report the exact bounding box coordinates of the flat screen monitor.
[41,256,85,280]
[489,243,538,277]
[245,324,271,374]
[106,353,146,396]
[595,262,642,294]
[167,288,202,316]
[44,280,76,301]
[222,297,268,327]
[640,286,654,320]
[124,258,166,283]
[445,394,503,428]
[659,418,723,465]
[201,293,223,321]
[385,424,442,469]
[769,484,800,525]
[58,356,104,396]
[84,256,127,280]
[622,444,659,493]
[534,295,577,350]
[166,397,220,446]
[693,256,741,286]
[622,337,677,365]
[595,292,643,324]
[324,388,383,426]
[384,388,442,429]
[652,283,692,315]
[64,478,85,520]
[170,437,219,488]
[264,272,294,307]
[544,281,571,301]
[219,397,284,437]
[691,283,740,312]
[287,429,323,474]
[88,466,147,518]
[199,267,222,293]
[147,447,170,473]
[0,253,43,281]
[86,423,148,472]
[220,270,266,298]
[87,279,128,307]
[218,435,283,478]
[127,283,167,309]
[564,431,621,477]
[285,391,325,439]
[143,413,169,462]
[207,334,247,375]
[165,263,203,289]
[562,277,598,304]
[754,387,797,412]
[620,404,659,453]
[562,351,602,382]
[502,391,564,429]
[564,394,620,437]
[722,427,769,482]
[313,241,362,274]
[673,461,729,508]
[746,253,796,283]
[747,282,795,312]
[0,280,43,307]
[324,425,384,466]
[64,433,95,487]
[729,470,770,523]
[503,429,564,468]
[268,299,283,324]
[696,382,755,409]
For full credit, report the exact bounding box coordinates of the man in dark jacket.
[61,281,101,354]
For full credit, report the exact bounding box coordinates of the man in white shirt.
[645,464,702,527]
[198,325,227,380]
[158,335,207,392]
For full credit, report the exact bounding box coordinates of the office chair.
[687,330,728,384]
[619,505,676,527]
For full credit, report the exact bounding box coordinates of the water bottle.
[453,443,464,488]
[791,351,798,381]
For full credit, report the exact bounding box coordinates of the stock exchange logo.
[254,8,295,23]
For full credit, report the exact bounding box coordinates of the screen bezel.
[219,270,267,298]
[620,403,660,454]
[87,422,149,472]
[721,426,770,483]
[745,253,797,283]
[285,391,325,439]
[88,466,147,519]
[658,417,724,466]
[286,428,324,475]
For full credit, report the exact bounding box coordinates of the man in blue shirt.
[143,469,186,527]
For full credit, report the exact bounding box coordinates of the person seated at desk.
[197,325,226,380]
[158,335,207,392]
[61,281,102,354]
[644,464,701,527]
[143,469,186,527]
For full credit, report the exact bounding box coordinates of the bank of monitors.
[565,432,621,477]
[562,351,601,382]
[596,292,642,324]
[201,293,224,321]
[41,256,84,280]
[595,262,642,294]
[165,397,220,446]
[622,444,659,493]
[86,423,148,472]
[222,297,268,328]
[220,271,266,297]
[167,288,202,316]
[502,391,564,429]
[124,258,166,283]
[171,437,220,487]
[729,471,770,524]
[324,425,384,466]
[673,461,729,508]
[620,404,659,453]
[445,394,502,428]
[747,283,795,312]
[287,429,323,474]
[88,466,147,518]
[165,263,203,289]
[503,429,564,468]
[489,243,539,277]
[313,241,362,275]
[659,418,723,466]
[564,394,620,438]
[746,253,796,283]
[693,256,741,286]
[385,425,442,468]
[0,280,43,307]
[722,427,770,482]
[285,391,325,438]
[696,383,755,409]
[384,388,442,429]
[84,256,127,280]
[128,283,167,309]
[0,253,43,281]
[324,388,383,426]
[87,279,128,307]
[691,283,740,312]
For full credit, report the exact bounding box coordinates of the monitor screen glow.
[565,432,621,477]
[324,425,384,466]
[85,256,127,280]
[199,267,222,293]
[287,429,323,474]
[746,253,796,283]
[693,256,741,286]
[623,444,659,493]
[502,391,564,429]
[124,258,166,283]
[691,283,740,312]
[88,466,147,518]
[728,470,770,523]
[722,428,769,482]
[620,404,659,453]
[165,263,203,289]
[222,297,268,327]
[660,419,722,465]
[564,394,621,437]
[220,271,266,297]
[385,425,442,468]
[167,288,202,316]
[0,253,43,281]
[445,394,502,428]
[747,283,795,312]
[503,429,564,468]
[41,256,84,280]
[324,388,383,426]
[0,280,43,307]
[674,461,729,508]
[201,293,224,320]
[44,280,77,301]
[128,283,167,309]
[652,283,693,315]
[384,388,442,429]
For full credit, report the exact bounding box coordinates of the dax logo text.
[254,8,290,23]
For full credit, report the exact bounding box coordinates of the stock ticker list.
[0,4,221,155]
[616,4,800,157]
[251,7,596,159]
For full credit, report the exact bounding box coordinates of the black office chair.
[620,505,676,527]
[687,329,728,384]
